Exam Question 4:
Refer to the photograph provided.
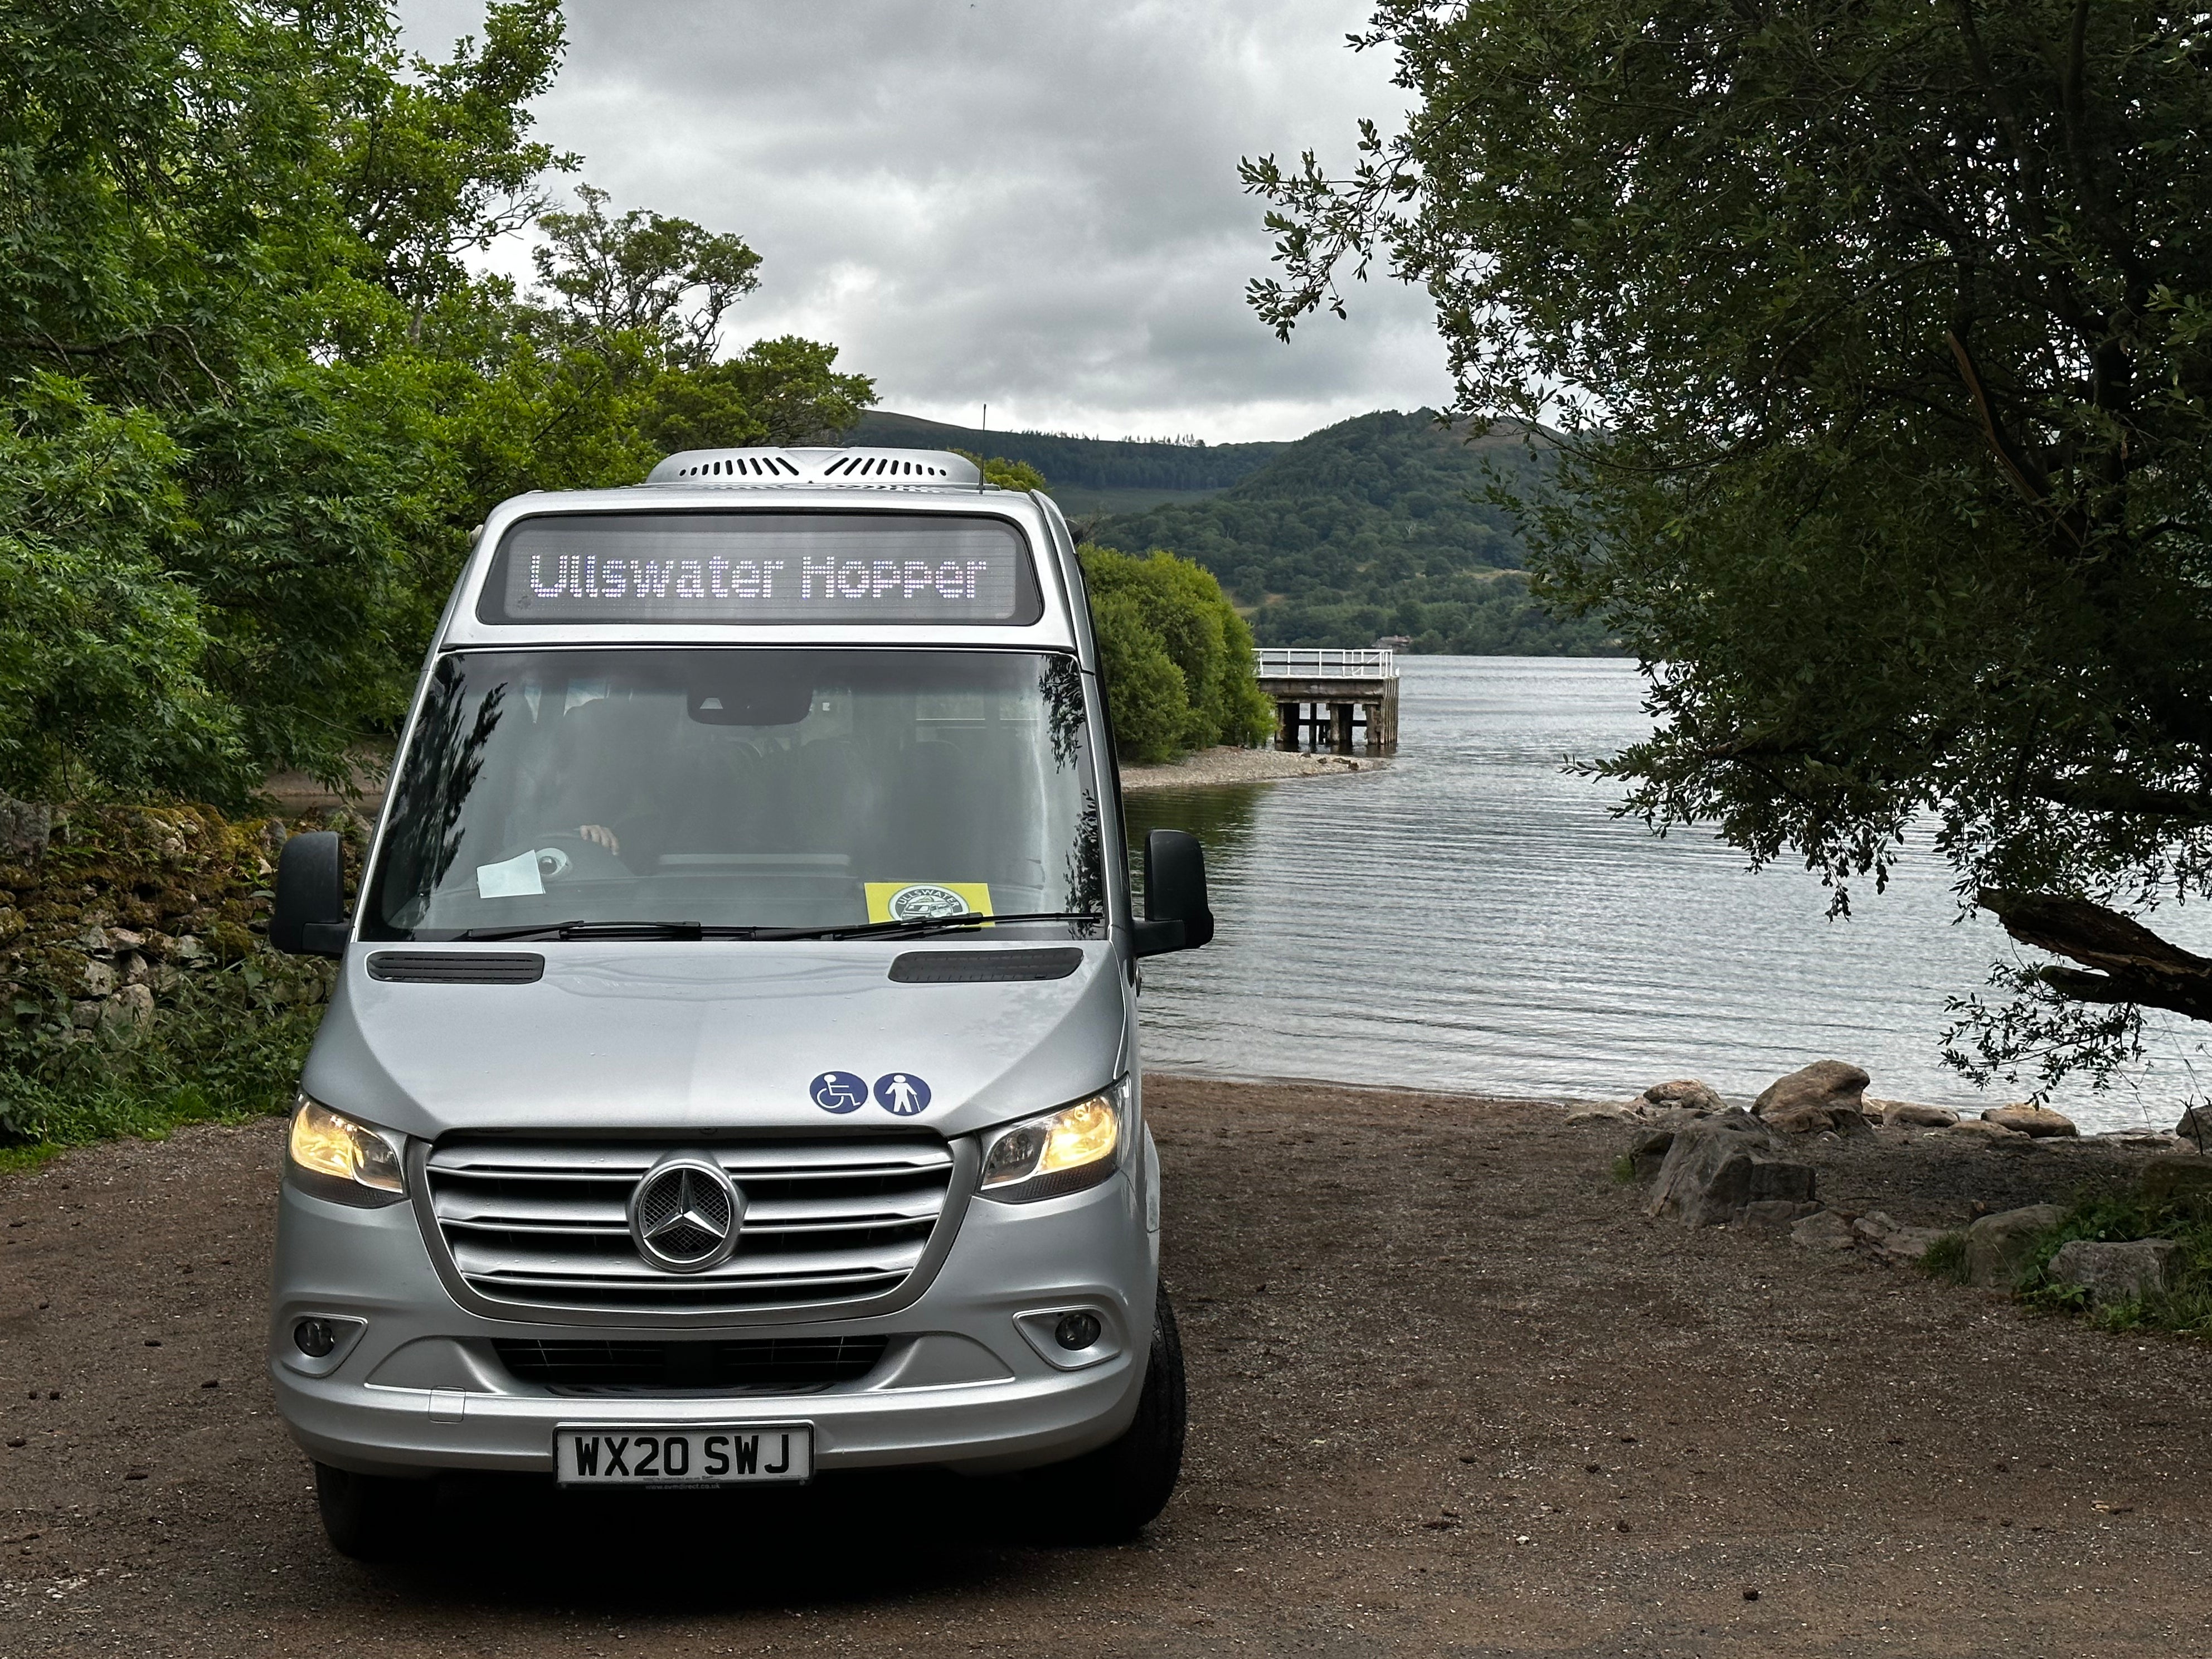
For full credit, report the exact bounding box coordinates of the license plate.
[555,1424,813,1487]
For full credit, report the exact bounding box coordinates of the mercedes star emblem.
[626,1152,745,1274]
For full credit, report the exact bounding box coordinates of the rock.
[1948,1118,2027,1141]
[108,927,144,951]
[1791,1210,1858,1251]
[1963,1204,2065,1288]
[77,924,109,956]
[1647,1110,1817,1226]
[1640,1079,1727,1115]
[1624,1130,1675,1182]
[1753,1060,1873,1134]
[78,958,115,998]
[2175,1105,2212,1146]
[2048,1239,2180,1306]
[1981,1104,2077,1138]
[69,1000,101,1030]
[100,984,154,1027]
[1741,1200,1824,1234]
[121,952,150,987]
[2140,1157,2212,1206]
[1567,1106,1632,1124]
[173,935,207,963]
[1850,1211,1950,1265]
[1877,1100,1960,1129]
[0,794,52,858]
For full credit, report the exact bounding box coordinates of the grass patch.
[2006,1189,2212,1338]
[1918,1231,1971,1283]
[0,957,326,1172]
[1610,1152,1639,1185]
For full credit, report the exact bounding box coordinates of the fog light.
[293,1317,337,1358]
[1053,1312,1102,1351]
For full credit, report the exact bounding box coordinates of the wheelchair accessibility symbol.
[809,1071,868,1114]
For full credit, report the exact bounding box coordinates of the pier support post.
[1329,702,1354,751]
[1276,700,1300,750]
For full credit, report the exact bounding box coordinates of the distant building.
[1375,635,1412,653]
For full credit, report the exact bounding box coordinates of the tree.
[0,0,875,806]
[1245,3,2212,1094]
[1081,545,1273,763]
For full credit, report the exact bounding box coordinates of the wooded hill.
[862,409,1620,655]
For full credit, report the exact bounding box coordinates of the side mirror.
[272,831,349,958]
[1133,829,1213,957]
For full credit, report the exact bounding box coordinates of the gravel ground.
[1120,746,1383,789]
[3,1076,2209,1657]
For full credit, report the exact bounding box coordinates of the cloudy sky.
[393,1,1447,443]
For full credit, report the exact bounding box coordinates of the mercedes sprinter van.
[262,446,1213,1558]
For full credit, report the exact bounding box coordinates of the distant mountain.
[845,411,1284,514]
[1092,411,1619,656]
[853,406,1619,654]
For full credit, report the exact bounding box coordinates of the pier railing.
[1252,648,1398,682]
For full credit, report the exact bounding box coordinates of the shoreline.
[1119,744,1387,790]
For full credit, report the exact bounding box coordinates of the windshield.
[362,649,1103,941]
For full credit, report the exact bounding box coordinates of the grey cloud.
[398,0,1446,440]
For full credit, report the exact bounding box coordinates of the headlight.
[286,1095,407,1207]
[978,1083,1125,1204]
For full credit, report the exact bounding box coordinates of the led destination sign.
[480,512,1042,625]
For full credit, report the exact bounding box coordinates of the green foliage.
[2011,1192,2212,1337]
[645,337,875,452]
[954,451,1048,493]
[1096,411,1612,654]
[0,958,325,1167]
[0,0,875,807]
[1918,1232,1971,1284]
[1248,3,2212,1085]
[1081,546,1273,764]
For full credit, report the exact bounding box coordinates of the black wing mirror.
[271,831,350,958]
[1133,829,1213,957]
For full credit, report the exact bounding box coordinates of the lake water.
[1122,656,2212,1134]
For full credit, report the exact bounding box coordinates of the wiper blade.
[752,910,1103,943]
[452,919,709,941]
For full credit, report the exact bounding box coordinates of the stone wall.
[0,797,363,1040]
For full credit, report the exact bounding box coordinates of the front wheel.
[1024,1284,1187,1542]
[313,1461,435,1561]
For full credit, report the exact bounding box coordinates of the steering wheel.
[493,831,631,884]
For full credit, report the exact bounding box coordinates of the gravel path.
[3,1078,2208,1656]
[1119,746,1384,789]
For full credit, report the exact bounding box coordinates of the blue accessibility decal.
[874,1073,932,1117]
[809,1071,869,1114]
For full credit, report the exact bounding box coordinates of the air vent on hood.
[367,952,546,984]
[888,948,1084,983]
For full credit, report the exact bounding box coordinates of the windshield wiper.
[451,919,708,941]
[752,910,1104,943]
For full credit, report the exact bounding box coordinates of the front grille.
[494,1336,889,1394]
[422,1137,956,1315]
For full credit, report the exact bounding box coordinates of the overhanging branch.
[1978,887,2212,1023]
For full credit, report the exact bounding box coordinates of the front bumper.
[269,1143,1160,1479]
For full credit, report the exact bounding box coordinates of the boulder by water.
[2141,1156,2212,1205]
[1981,1104,2077,1138]
[1640,1079,1728,1115]
[1876,1100,1960,1129]
[1647,1110,1817,1226]
[1753,1060,1873,1134]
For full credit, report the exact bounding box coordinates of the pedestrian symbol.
[874,1073,931,1117]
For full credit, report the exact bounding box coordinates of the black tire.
[1025,1283,1187,1542]
[313,1461,435,1561]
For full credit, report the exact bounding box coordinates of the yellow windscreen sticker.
[866,882,994,924]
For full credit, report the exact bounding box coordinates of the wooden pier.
[1253,648,1400,753]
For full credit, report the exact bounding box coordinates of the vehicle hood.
[300,940,1130,1143]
